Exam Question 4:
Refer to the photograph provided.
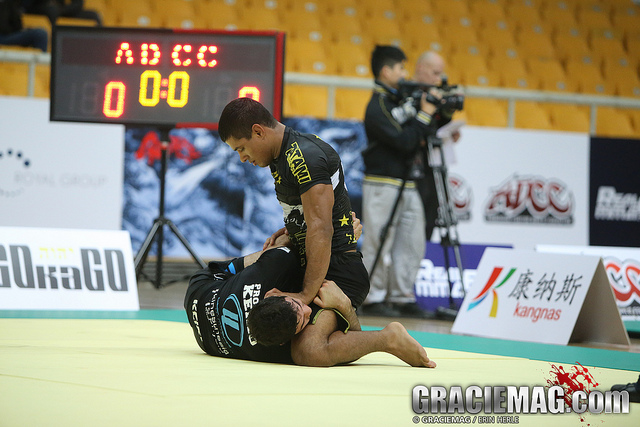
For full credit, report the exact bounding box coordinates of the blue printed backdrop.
[123,118,367,259]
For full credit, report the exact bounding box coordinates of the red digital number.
[115,42,218,67]
[239,86,260,101]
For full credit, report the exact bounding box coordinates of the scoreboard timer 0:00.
[50,26,285,128]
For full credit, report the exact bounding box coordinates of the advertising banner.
[0,226,139,310]
[0,97,125,230]
[589,137,640,247]
[447,126,590,249]
[452,248,628,346]
[537,244,640,321]
[415,242,511,312]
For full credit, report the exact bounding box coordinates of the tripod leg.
[155,220,164,289]
[134,220,163,277]
[167,220,207,268]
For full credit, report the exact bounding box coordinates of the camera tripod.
[134,129,207,289]
[426,134,466,320]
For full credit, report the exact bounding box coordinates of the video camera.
[398,77,464,113]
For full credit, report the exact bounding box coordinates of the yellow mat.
[0,319,637,427]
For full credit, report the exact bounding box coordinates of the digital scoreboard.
[50,26,285,127]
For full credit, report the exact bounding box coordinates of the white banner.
[0,96,124,230]
[537,245,640,321]
[452,248,628,346]
[0,226,139,310]
[446,126,589,249]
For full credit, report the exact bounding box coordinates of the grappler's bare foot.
[383,322,437,368]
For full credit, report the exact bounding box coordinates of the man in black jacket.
[360,45,438,318]
[0,0,47,51]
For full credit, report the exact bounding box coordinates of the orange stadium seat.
[526,57,575,92]
[515,101,553,130]
[325,12,363,43]
[463,98,508,128]
[478,21,518,54]
[489,54,531,89]
[545,103,590,133]
[432,0,471,26]
[401,18,442,57]
[286,39,335,74]
[0,63,29,96]
[154,0,197,29]
[111,0,158,27]
[439,17,480,55]
[324,0,360,17]
[516,24,556,59]
[331,42,371,78]
[395,0,435,22]
[611,6,640,34]
[589,29,628,62]
[540,1,579,30]
[553,27,591,62]
[595,107,636,138]
[334,88,371,120]
[627,109,640,134]
[468,0,508,27]
[195,1,241,30]
[238,5,281,31]
[565,58,615,95]
[506,0,543,28]
[34,64,50,98]
[358,0,397,20]
[284,9,325,41]
[576,2,613,29]
[284,85,329,118]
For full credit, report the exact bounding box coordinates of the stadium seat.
[545,103,590,133]
[515,101,553,130]
[516,24,556,59]
[155,0,197,29]
[0,63,29,96]
[238,5,281,31]
[526,57,575,92]
[468,0,508,27]
[565,58,615,95]
[111,0,158,27]
[595,107,636,138]
[325,12,363,43]
[627,109,640,135]
[431,0,471,25]
[284,9,325,41]
[195,1,241,30]
[324,0,360,17]
[334,88,371,120]
[611,6,640,34]
[395,0,434,22]
[589,28,628,63]
[439,17,480,54]
[478,20,518,54]
[284,84,329,118]
[401,18,442,57]
[540,1,580,30]
[553,27,591,62]
[331,42,371,78]
[506,0,543,28]
[286,39,335,74]
[576,2,613,29]
[463,98,508,128]
[489,54,531,89]
[35,64,50,98]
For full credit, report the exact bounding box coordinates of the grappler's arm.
[314,280,361,332]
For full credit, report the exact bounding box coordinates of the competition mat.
[1,310,638,427]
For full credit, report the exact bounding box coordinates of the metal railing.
[3,49,640,134]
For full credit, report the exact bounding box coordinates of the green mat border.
[2,310,638,372]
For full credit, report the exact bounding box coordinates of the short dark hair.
[370,45,406,79]
[218,97,278,142]
[247,296,298,346]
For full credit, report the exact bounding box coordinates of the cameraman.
[360,45,438,318]
[414,51,461,240]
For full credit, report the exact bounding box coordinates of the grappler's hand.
[351,212,362,241]
[313,280,351,312]
[263,227,289,250]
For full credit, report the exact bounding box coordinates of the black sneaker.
[394,302,433,319]
[611,376,640,403]
[360,302,402,317]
